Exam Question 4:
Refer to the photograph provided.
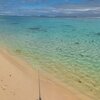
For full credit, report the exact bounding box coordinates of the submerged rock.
[78,80,82,83]
[91,40,94,43]
[15,49,22,54]
[79,54,84,57]
[74,42,80,45]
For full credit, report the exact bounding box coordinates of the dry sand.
[0,49,93,100]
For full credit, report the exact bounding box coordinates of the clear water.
[0,16,100,99]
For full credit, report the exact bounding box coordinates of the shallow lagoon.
[0,16,100,99]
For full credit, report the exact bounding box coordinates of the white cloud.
[1,4,100,17]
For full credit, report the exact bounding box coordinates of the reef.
[28,27,47,32]
[95,32,100,36]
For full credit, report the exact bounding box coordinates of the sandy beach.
[0,49,93,100]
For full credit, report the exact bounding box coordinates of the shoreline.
[0,48,93,100]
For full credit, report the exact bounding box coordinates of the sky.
[0,0,100,16]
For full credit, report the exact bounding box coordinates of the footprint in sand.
[0,80,8,91]
[9,74,12,77]
[1,86,6,91]
[0,79,3,82]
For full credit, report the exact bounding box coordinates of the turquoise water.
[0,16,100,99]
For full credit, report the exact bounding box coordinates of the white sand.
[0,49,93,100]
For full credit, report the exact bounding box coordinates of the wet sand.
[0,49,93,100]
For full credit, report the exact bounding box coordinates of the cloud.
[2,5,99,17]
[0,0,100,17]
[0,7,97,16]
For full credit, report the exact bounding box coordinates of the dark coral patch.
[28,27,47,32]
[95,32,100,36]
[74,42,80,45]
[28,27,41,31]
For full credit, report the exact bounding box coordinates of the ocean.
[0,16,100,99]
